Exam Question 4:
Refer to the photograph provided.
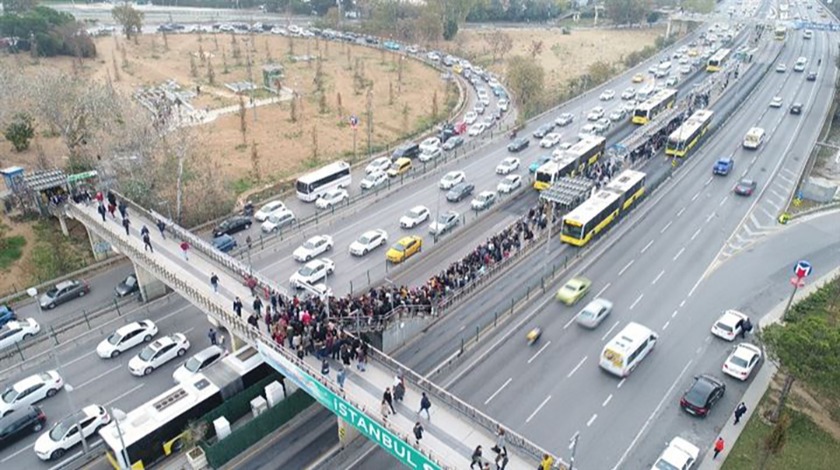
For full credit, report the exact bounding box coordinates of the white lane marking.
[691,227,702,240]
[672,310,678,318]
[611,359,694,470]
[719,196,728,207]
[564,315,579,329]
[484,378,512,405]
[618,260,635,276]
[641,239,654,254]
[602,394,613,407]
[601,321,620,341]
[528,341,552,363]
[65,350,97,367]
[673,247,685,261]
[688,276,703,297]
[676,207,686,217]
[1,443,34,462]
[704,176,713,186]
[525,395,552,423]
[587,413,598,427]
[184,327,196,335]
[617,378,626,389]
[569,434,580,450]
[595,283,611,298]
[630,294,644,310]
[662,321,670,331]
[706,212,715,222]
[105,384,144,407]
[76,365,121,390]
[679,300,686,308]
[652,270,665,285]
[660,221,673,234]
[567,356,588,378]
[691,192,700,202]
[759,206,776,221]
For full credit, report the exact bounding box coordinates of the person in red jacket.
[714,437,725,459]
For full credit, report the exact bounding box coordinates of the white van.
[655,61,672,78]
[742,127,765,149]
[636,85,655,102]
[793,56,807,72]
[599,322,659,377]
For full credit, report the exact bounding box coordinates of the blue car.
[0,305,16,327]
[383,41,400,51]
[529,155,552,173]
[212,234,238,253]
[713,157,734,176]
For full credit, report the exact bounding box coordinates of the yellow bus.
[560,169,646,246]
[706,48,731,72]
[632,88,678,125]
[665,110,714,157]
[533,135,605,190]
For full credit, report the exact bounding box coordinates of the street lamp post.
[27,287,89,455]
[569,431,580,470]
[112,408,130,470]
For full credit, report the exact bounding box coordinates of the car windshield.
[730,355,749,368]
[45,287,59,298]
[185,356,203,372]
[138,345,157,361]
[359,235,373,244]
[303,240,318,249]
[393,244,406,253]
[1,388,18,403]
[107,332,123,345]
[437,214,451,223]
[685,382,711,406]
[408,209,424,218]
[49,420,73,441]
[715,321,733,333]
[653,458,680,470]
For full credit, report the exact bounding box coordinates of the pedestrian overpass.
[65,198,564,470]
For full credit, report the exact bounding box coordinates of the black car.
[680,374,726,417]
[0,406,46,450]
[115,274,139,298]
[507,137,530,153]
[446,182,475,202]
[213,216,252,237]
[392,142,420,160]
[438,124,458,143]
[790,103,803,115]
[39,280,89,310]
[734,178,757,196]
[806,71,817,81]
[532,123,555,139]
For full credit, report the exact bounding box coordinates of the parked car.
[34,405,110,461]
[0,405,46,450]
[212,234,237,253]
[680,374,725,417]
[96,320,159,359]
[711,310,750,341]
[446,182,475,202]
[651,437,700,470]
[0,306,16,328]
[294,235,334,262]
[349,230,388,256]
[173,346,227,385]
[0,371,64,417]
[722,343,762,380]
[212,216,252,237]
[400,206,431,229]
[470,191,497,211]
[0,319,40,351]
[497,174,522,193]
[429,211,460,236]
[128,334,191,377]
[39,280,89,310]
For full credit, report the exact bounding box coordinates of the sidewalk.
[697,266,840,469]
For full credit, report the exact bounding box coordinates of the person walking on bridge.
[180,241,190,261]
[156,219,167,239]
[418,392,431,419]
[210,273,220,293]
[142,231,153,253]
[122,216,131,236]
[413,422,424,445]
[470,445,483,469]
[383,387,396,415]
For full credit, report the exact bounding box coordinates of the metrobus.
[295,161,352,202]
[99,346,277,470]
[774,24,787,40]
[560,169,646,246]
[706,48,731,72]
[533,136,606,190]
[599,322,659,377]
[665,110,714,157]
[632,88,678,125]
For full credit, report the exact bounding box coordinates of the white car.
[496,157,520,175]
[470,191,497,211]
[349,229,388,256]
[464,111,478,125]
[722,343,762,381]
[289,258,335,288]
[293,235,334,262]
[770,96,783,108]
[593,118,611,133]
[711,309,750,341]
[0,318,40,351]
[665,76,679,87]
[360,170,388,190]
[419,137,441,154]
[34,405,110,461]
[599,89,615,101]
[172,345,227,385]
[400,206,431,228]
[260,210,296,233]
[650,437,699,470]
[498,98,509,111]
[555,113,574,127]
[96,320,158,359]
[540,132,563,148]
[587,107,605,121]
[365,157,391,174]
[315,188,349,209]
[776,63,786,73]
[468,123,486,136]
[0,371,63,417]
[579,123,598,139]
[254,200,287,222]
[439,170,466,190]
[128,333,190,376]
[679,65,692,75]
[609,109,626,122]
[419,147,442,162]
[621,87,636,100]
[497,174,522,193]
[553,143,573,155]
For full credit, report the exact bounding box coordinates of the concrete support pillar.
[228,329,249,352]
[337,417,359,448]
[133,263,168,302]
[86,227,112,262]
[58,214,69,237]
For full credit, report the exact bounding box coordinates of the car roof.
[409,205,427,212]
[55,280,78,289]
[734,343,761,358]
[116,322,147,335]
[191,345,224,361]
[14,373,48,390]
[397,236,418,245]
[262,201,283,209]
[361,229,383,237]
[695,374,723,389]
[149,335,179,351]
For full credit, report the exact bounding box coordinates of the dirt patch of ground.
[0,33,452,185]
[766,372,840,441]
[456,26,665,89]
[0,214,36,296]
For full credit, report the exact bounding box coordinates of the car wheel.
[177,349,186,357]
[51,449,65,460]
[246,223,252,229]
[327,244,333,251]
[32,422,43,432]
[362,248,368,255]
[48,302,56,309]
[79,291,86,297]
[144,367,153,376]
[111,350,120,358]
[23,333,32,340]
[305,255,311,262]
[144,334,152,342]
[47,388,58,397]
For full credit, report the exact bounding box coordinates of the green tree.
[111,2,144,41]
[604,0,649,25]
[4,113,36,152]
[506,55,545,118]
[2,0,38,15]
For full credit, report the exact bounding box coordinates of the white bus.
[599,322,659,377]
[295,161,352,202]
[742,127,765,149]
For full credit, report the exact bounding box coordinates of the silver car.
[575,298,613,328]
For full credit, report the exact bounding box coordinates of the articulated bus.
[632,88,678,125]
[534,136,606,190]
[665,110,714,157]
[560,169,646,246]
[99,346,276,470]
[706,48,731,72]
[295,160,352,202]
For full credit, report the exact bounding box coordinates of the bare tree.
[484,30,513,64]
[206,59,216,85]
[431,89,439,119]
[112,3,144,42]
[289,97,298,123]
[310,124,319,165]
[388,81,394,105]
[528,40,544,59]
[250,140,262,183]
[189,54,199,78]
[238,95,247,144]
[336,92,343,117]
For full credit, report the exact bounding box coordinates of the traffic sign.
[790,276,806,288]
[794,260,812,278]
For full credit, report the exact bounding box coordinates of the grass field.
[0,235,26,270]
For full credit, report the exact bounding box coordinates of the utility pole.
[366,88,373,157]
[569,432,580,470]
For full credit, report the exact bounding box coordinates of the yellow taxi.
[556,276,592,306]
[687,48,698,57]
[632,73,644,83]
[386,236,422,263]
[387,157,412,178]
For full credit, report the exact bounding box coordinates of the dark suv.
[391,143,420,160]
[446,182,475,202]
[213,216,252,237]
[0,406,46,450]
